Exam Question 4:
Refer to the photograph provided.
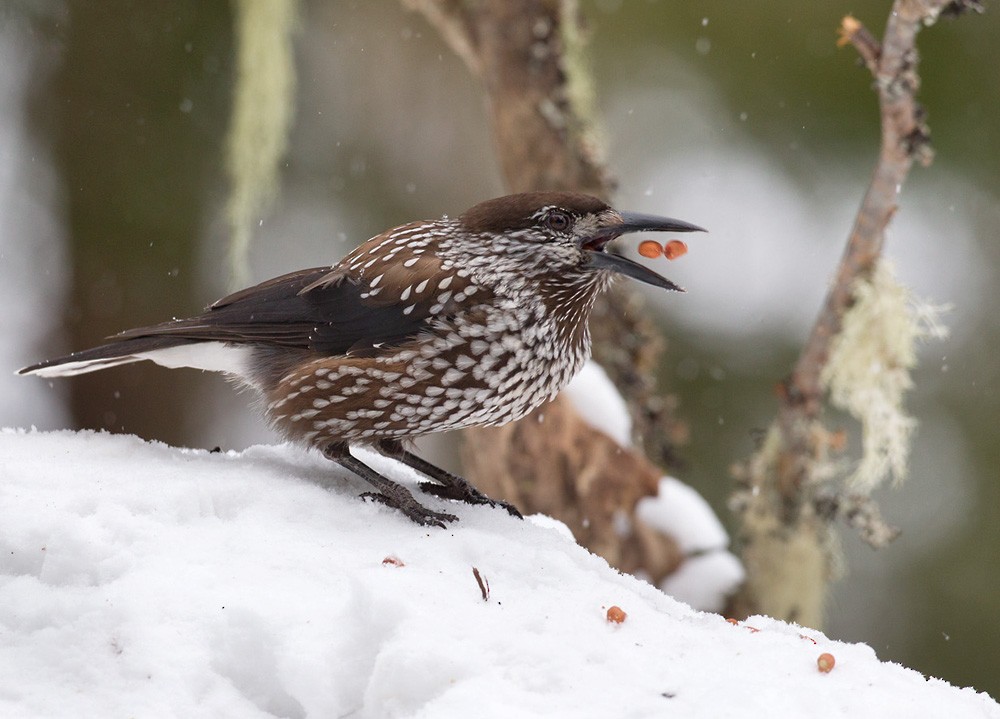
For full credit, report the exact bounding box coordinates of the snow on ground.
[1,429,997,719]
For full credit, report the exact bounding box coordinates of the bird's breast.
[264,299,594,446]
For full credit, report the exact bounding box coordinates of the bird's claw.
[359,491,458,528]
[418,482,523,519]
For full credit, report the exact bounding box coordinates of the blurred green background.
[2,0,997,700]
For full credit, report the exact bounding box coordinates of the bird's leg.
[322,443,457,528]
[376,440,523,519]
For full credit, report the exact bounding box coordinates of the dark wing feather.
[112,266,436,356]
[121,220,491,357]
[23,222,490,377]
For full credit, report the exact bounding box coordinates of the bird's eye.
[544,209,572,232]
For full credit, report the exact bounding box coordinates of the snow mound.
[638,476,731,554]
[563,360,633,446]
[1,428,997,718]
[564,363,744,612]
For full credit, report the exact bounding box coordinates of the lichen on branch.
[730,0,978,626]
[821,260,949,493]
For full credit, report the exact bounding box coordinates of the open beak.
[583,211,706,292]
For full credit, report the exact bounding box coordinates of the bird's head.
[455,191,704,293]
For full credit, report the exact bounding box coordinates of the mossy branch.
[730,0,979,627]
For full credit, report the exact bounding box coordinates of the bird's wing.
[112,227,486,357]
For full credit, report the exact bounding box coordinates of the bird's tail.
[18,336,251,378]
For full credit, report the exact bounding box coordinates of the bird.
[19,191,703,527]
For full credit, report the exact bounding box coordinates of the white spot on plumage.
[470,340,489,356]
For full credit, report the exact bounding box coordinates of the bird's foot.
[419,481,523,519]
[359,491,458,528]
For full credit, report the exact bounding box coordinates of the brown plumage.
[20,192,703,526]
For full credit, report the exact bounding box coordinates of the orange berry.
[637,240,664,259]
[606,605,627,623]
[663,239,688,260]
[817,653,836,673]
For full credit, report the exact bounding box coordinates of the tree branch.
[407,0,610,195]
[405,0,688,580]
[731,0,978,627]
[792,3,942,420]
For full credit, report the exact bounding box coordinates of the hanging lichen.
[820,259,948,493]
[226,0,299,288]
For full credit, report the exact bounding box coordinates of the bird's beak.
[583,211,706,292]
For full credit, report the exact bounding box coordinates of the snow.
[659,551,746,613]
[565,363,745,613]
[1,429,997,718]
[563,361,633,447]
[638,477,745,612]
[637,477,730,554]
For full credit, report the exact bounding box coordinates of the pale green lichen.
[821,259,948,493]
[226,0,299,289]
